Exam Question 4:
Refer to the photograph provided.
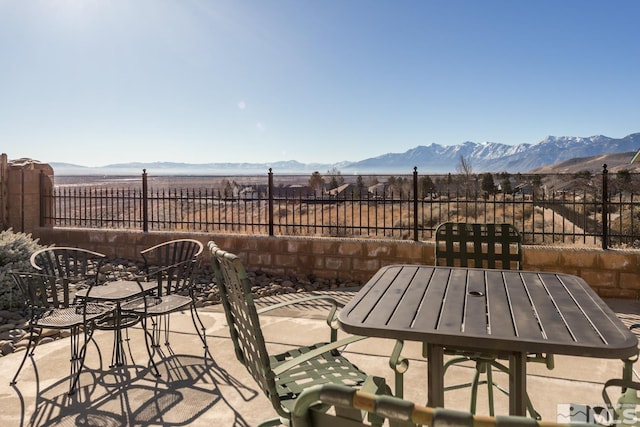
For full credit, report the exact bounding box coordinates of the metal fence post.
[413,166,418,241]
[602,164,608,249]
[39,170,45,227]
[268,168,274,236]
[20,168,24,232]
[142,169,148,232]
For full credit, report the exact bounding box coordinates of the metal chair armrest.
[257,295,341,341]
[272,335,366,376]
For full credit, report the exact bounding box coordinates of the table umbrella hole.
[468,291,485,297]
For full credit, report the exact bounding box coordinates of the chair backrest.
[30,247,107,304]
[141,239,204,267]
[208,241,281,414]
[140,239,203,296]
[434,222,522,270]
[292,384,600,427]
[10,271,68,310]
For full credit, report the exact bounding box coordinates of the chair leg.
[469,361,483,414]
[257,418,286,427]
[89,332,105,372]
[147,315,169,349]
[444,354,543,419]
[485,362,495,417]
[141,317,161,377]
[69,324,93,395]
[123,326,136,367]
[10,326,38,386]
[189,304,212,360]
[443,355,471,373]
[149,316,160,348]
[162,313,171,346]
[150,314,171,347]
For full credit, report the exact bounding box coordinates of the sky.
[1,0,639,167]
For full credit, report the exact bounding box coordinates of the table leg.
[509,352,527,416]
[426,343,444,407]
[110,303,126,368]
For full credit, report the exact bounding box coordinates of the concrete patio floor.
[0,291,638,426]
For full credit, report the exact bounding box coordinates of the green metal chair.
[291,384,600,427]
[434,222,552,417]
[603,377,640,427]
[208,241,390,427]
[601,319,640,426]
[434,222,522,270]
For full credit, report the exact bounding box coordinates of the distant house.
[326,183,355,199]
[553,181,578,195]
[238,184,269,199]
[368,183,386,196]
[513,182,533,195]
[497,177,518,193]
[272,184,315,198]
[238,186,257,199]
[542,177,579,196]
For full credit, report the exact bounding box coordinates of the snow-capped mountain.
[50,132,640,175]
[341,133,640,173]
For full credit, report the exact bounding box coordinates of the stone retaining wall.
[32,227,640,299]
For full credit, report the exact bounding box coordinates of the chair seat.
[35,303,112,329]
[122,294,192,315]
[270,343,370,411]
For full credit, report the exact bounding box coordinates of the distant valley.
[51,132,640,176]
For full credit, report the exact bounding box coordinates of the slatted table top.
[339,264,638,360]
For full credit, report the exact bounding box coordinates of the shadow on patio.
[1,295,639,426]
[13,351,257,426]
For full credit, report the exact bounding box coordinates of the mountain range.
[51,132,640,175]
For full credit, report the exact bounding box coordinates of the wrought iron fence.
[42,165,640,249]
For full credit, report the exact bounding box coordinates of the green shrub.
[0,229,47,310]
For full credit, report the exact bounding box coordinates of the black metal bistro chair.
[121,239,211,364]
[9,271,113,395]
[208,241,390,427]
[24,246,114,393]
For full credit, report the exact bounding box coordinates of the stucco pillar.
[5,157,54,233]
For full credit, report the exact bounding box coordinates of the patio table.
[76,280,157,367]
[338,264,639,415]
